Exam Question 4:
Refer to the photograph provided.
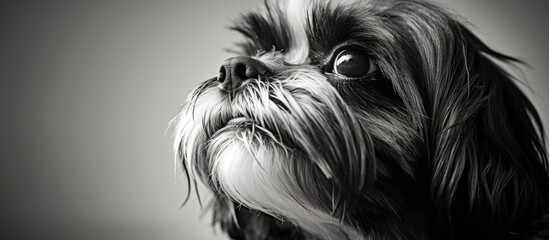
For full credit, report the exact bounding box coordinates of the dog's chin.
[207,118,300,213]
[207,120,362,239]
[207,116,309,210]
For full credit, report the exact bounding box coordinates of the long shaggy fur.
[173,0,549,239]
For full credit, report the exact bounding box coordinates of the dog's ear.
[425,20,549,237]
[384,1,549,236]
[211,197,305,240]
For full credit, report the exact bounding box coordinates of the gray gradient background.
[1,0,548,239]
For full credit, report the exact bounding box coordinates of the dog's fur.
[173,0,549,239]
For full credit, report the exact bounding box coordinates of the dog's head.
[174,0,549,239]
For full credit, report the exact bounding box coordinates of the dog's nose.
[218,56,269,91]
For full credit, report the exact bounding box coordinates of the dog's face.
[174,0,549,239]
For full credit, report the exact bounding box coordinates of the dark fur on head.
[173,0,549,239]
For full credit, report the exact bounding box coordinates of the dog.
[173,0,549,239]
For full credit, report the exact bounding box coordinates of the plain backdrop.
[1,0,548,239]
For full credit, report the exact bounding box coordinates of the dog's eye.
[332,50,377,78]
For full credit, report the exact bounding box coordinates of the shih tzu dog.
[173,0,549,239]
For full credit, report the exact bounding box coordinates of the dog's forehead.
[234,0,377,64]
[284,0,309,63]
